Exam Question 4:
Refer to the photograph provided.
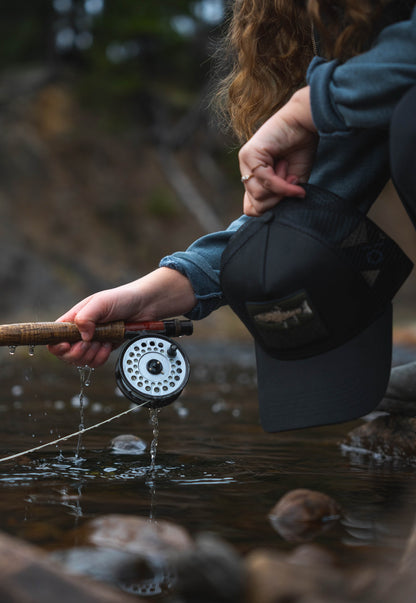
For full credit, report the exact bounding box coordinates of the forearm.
[134,267,197,320]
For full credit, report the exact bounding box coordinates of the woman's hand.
[48,268,196,367]
[239,86,319,216]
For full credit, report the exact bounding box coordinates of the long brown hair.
[214,0,402,142]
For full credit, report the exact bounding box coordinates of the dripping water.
[148,408,160,520]
[149,408,160,472]
[75,366,94,459]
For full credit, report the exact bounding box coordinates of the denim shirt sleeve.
[159,215,250,320]
[307,6,416,134]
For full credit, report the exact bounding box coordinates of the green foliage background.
[0,1,245,321]
[1,0,227,122]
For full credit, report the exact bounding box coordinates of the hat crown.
[221,185,413,360]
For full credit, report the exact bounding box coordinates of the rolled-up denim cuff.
[159,255,225,320]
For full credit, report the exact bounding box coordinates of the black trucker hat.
[220,184,413,432]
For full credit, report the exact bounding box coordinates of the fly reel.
[115,334,190,409]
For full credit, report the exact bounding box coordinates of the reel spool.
[115,334,190,409]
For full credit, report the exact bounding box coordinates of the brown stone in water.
[342,415,416,460]
[174,533,245,603]
[82,514,194,559]
[245,548,347,603]
[287,543,338,569]
[59,515,194,598]
[376,360,416,416]
[0,530,139,603]
[269,489,341,543]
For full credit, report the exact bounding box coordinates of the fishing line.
[0,323,192,464]
[0,402,147,464]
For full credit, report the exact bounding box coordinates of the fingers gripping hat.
[220,185,413,432]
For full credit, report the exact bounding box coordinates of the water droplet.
[11,385,23,397]
[8,346,16,356]
[28,345,35,357]
[177,406,189,418]
[71,395,89,408]
[211,400,228,413]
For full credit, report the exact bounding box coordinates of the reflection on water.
[0,342,416,594]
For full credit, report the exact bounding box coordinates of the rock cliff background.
[0,68,242,331]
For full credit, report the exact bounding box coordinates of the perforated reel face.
[115,334,190,409]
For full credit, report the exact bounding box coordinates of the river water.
[0,340,416,597]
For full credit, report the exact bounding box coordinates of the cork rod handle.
[0,321,125,347]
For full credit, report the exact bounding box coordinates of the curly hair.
[214,0,408,142]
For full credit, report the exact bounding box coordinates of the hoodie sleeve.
[307,6,416,135]
[159,215,250,320]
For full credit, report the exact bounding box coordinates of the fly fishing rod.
[0,319,193,409]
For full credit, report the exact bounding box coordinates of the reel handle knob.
[167,344,178,358]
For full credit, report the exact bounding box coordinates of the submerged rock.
[173,533,245,603]
[0,531,137,603]
[108,434,147,455]
[58,515,195,599]
[81,514,194,559]
[269,489,341,543]
[244,548,346,603]
[342,415,416,461]
[376,361,416,416]
[52,546,176,599]
[287,543,338,569]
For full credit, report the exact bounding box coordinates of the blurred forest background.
[1,0,416,339]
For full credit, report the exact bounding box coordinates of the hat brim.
[255,305,392,432]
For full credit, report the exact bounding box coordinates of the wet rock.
[52,546,176,599]
[381,517,416,603]
[0,530,138,603]
[59,515,194,599]
[376,361,416,416]
[173,532,245,603]
[287,543,338,569]
[269,489,341,543]
[108,434,147,455]
[245,548,347,603]
[342,415,416,461]
[400,513,416,574]
[81,514,194,559]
